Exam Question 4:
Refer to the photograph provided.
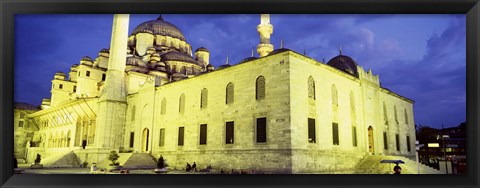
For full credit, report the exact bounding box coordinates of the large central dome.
[131,15,186,41]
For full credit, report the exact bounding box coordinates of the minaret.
[257,14,274,57]
[95,14,130,149]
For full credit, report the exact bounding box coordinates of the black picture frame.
[1,0,479,188]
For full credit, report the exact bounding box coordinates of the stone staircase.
[353,155,442,174]
[122,153,157,169]
[42,151,81,168]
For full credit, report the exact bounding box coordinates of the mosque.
[19,14,417,173]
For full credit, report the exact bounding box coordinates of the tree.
[416,125,439,144]
[108,150,120,166]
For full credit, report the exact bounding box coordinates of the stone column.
[95,14,129,149]
[257,14,274,57]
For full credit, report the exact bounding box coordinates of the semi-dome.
[131,15,186,41]
[126,56,148,68]
[327,54,358,77]
[160,51,197,64]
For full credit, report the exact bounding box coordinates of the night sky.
[14,14,466,129]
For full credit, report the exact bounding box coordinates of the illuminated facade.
[21,14,416,173]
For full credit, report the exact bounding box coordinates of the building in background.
[18,14,417,173]
[14,102,40,163]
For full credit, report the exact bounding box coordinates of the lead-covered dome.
[160,51,197,64]
[131,15,186,41]
[327,54,358,77]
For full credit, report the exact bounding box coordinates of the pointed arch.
[226,82,234,104]
[383,102,388,126]
[394,105,398,123]
[331,84,338,106]
[179,94,185,113]
[404,109,408,124]
[256,76,266,100]
[161,97,167,114]
[308,76,315,100]
[201,88,208,109]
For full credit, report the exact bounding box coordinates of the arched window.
[394,105,398,123]
[161,98,167,114]
[179,94,185,113]
[350,91,356,120]
[201,88,208,109]
[131,105,136,121]
[383,102,388,125]
[308,76,315,100]
[404,109,408,124]
[180,66,187,75]
[102,73,106,81]
[226,82,234,104]
[256,76,265,100]
[331,84,338,106]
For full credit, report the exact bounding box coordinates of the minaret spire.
[280,40,284,49]
[257,14,274,57]
[339,45,343,55]
[251,48,254,57]
[225,54,230,65]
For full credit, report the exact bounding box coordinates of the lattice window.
[178,127,184,146]
[308,76,315,100]
[256,76,265,100]
[200,124,207,145]
[225,121,234,144]
[256,117,267,143]
[308,118,316,143]
[350,91,356,120]
[406,135,411,152]
[201,88,208,109]
[226,83,234,104]
[395,134,400,151]
[383,132,388,150]
[332,122,339,145]
[352,126,357,147]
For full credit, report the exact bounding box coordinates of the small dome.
[71,64,79,68]
[126,57,148,68]
[100,48,109,53]
[195,47,209,53]
[239,57,258,64]
[80,56,93,62]
[327,54,358,77]
[131,15,186,41]
[160,51,197,64]
[268,48,291,56]
[55,71,66,76]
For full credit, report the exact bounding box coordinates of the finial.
[251,48,254,57]
[280,40,284,49]
[339,45,343,55]
[226,54,229,65]
[157,15,164,21]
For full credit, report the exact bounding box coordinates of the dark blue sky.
[14,14,466,129]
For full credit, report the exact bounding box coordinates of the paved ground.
[16,167,212,174]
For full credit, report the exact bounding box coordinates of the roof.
[14,102,40,111]
[131,15,186,41]
[327,54,359,77]
[160,51,197,64]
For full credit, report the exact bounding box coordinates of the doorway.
[141,128,149,152]
[368,126,375,154]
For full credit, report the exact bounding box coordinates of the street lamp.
[438,124,450,174]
